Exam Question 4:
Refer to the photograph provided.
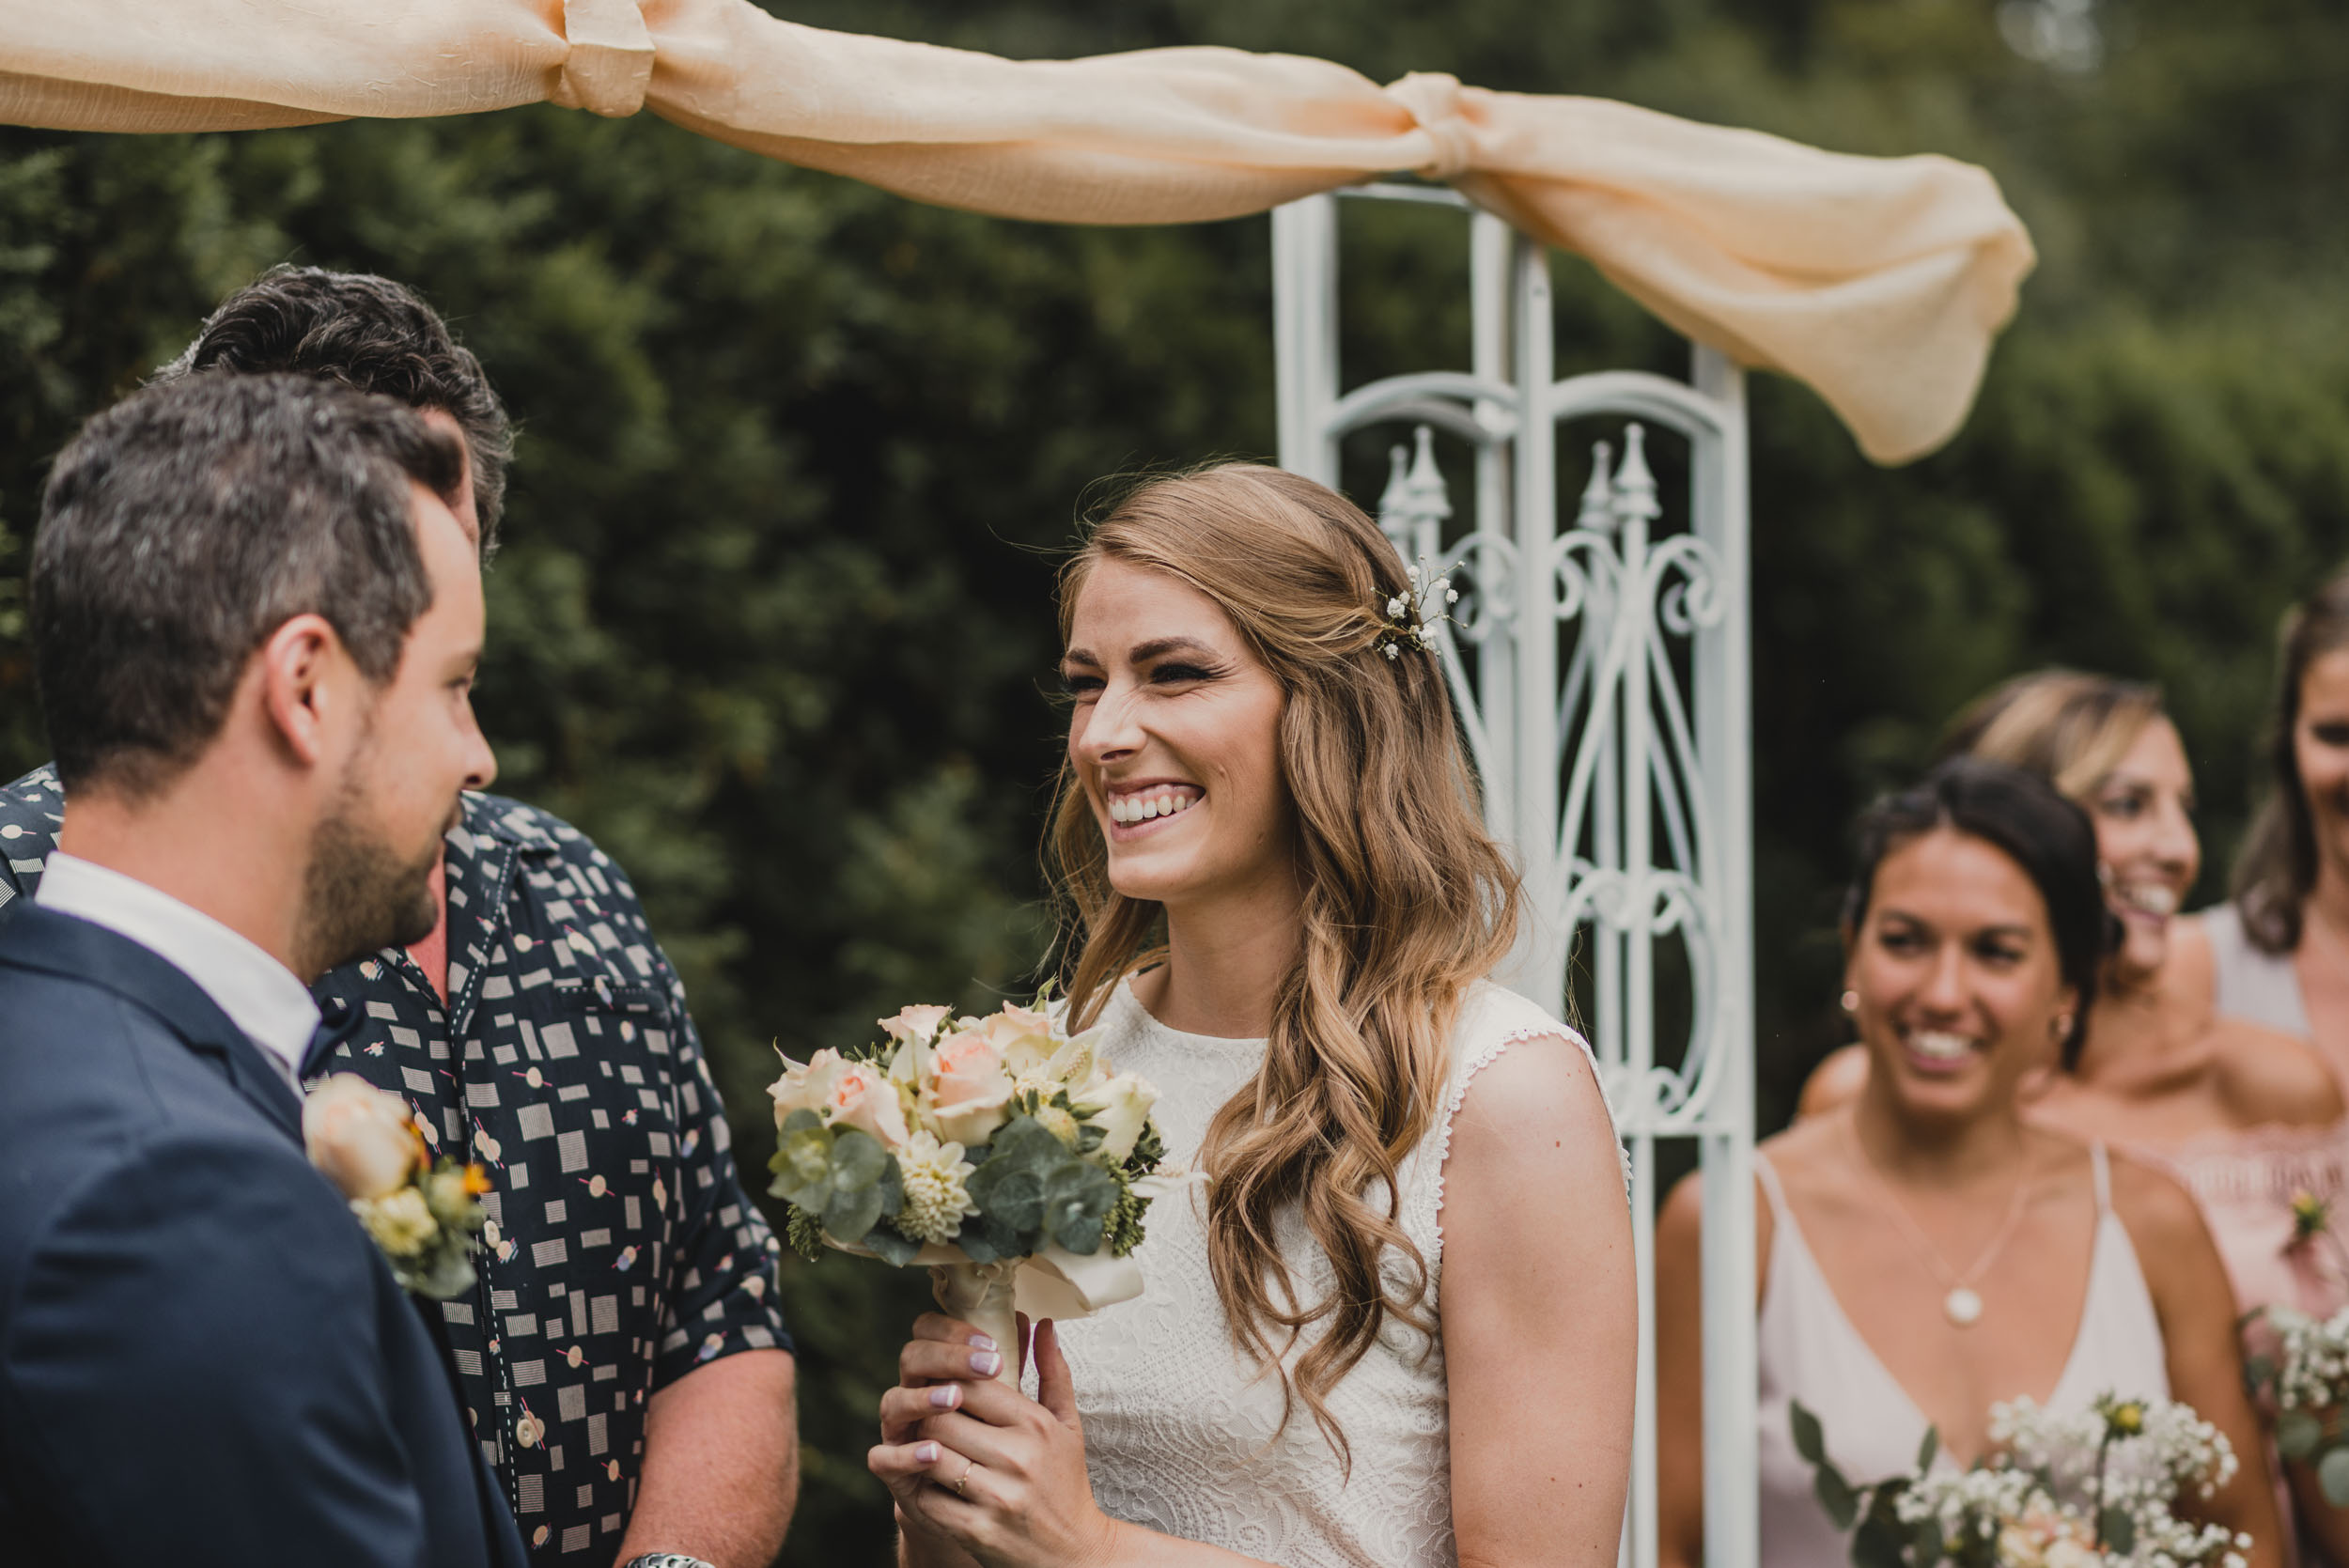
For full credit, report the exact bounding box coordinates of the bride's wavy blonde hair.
[1048,462,1521,1460]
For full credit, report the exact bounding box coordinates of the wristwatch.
[621,1557,718,1568]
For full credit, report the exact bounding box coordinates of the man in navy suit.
[0,371,528,1565]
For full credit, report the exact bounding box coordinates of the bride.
[865,463,1636,1567]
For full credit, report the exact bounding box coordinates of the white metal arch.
[1272,186,1759,1568]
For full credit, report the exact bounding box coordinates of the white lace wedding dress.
[1051,976,1600,1568]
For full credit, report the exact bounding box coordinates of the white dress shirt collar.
[38,851,320,1088]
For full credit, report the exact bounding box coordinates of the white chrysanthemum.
[355,1188,437,1258]
[894,1131,979,1245]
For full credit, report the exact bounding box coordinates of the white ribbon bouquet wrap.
[766,999,1183,1379]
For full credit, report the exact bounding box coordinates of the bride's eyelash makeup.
[1052,658,1226,697]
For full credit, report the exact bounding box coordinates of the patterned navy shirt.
[0,768,790,1564]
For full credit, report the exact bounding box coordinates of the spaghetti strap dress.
[1754,1143,2170,1568]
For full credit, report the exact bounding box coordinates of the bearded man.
[0,373,529,1564]
[0,270,797,1568]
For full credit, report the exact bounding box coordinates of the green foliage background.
[3,0,2345,1560]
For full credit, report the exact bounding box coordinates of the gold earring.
[1840,990,1859,1014]
[2052,1013,2074,1039]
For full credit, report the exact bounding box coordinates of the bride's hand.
[870,1314,1121,1568]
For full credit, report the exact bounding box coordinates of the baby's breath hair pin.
[1373,558,1461,660]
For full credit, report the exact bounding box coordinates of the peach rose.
[964,1004,1060,1077]
[922,1030,1015,1147]
[879,1004,952,1044]
[768,1048,854,1127]
[304,1075,426,1201]
[963,1004,1101,1095]
[827,1060,911,1147]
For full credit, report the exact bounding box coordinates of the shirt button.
[515,1414,543,1448]
[514,934,534,952]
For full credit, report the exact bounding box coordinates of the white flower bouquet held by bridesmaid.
[304,1073,492,1299]
[1792,1392,2249,1568]
[765,996,1184,1374]
[2245,1298,2349,1503]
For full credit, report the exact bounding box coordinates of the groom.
[0,266,798,1567]
[0,373,525,1563]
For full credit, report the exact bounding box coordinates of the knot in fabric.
[1382,72,1475,181]
[553,0,654,118]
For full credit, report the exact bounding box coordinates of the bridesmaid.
[2206,569,2349,1071]
[1804,671,2346,1323]
[1657,758,2281,1568]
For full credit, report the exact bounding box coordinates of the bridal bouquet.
[2245,1301,2349,1503]
[766,997,1177,1377]
[1793,1393,2248,1568]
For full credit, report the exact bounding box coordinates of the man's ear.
[257,613,348,768]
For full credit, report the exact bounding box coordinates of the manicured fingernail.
[915,1442,941,1463]
[928,1385,960,1409]
[969,1349,1002,1376]
[967,1333,997,1352]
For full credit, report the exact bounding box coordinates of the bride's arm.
[1441,1034,1638,1568]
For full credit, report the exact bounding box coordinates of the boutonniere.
[304,1074,490,1299]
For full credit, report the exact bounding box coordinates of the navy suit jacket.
[0,904,529,1568]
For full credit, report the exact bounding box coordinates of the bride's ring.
[952,1459,974,1498]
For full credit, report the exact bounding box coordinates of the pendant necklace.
[1845,1119,2034,1327]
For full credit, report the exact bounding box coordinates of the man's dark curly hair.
[151,265,513,555]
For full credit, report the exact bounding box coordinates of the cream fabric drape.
[0,0,2036,463]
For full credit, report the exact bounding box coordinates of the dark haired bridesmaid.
[1659,759,2280,1568]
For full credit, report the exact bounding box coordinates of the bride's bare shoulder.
[1445,1026,1611,1160]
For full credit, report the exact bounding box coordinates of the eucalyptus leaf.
[1915,1426,1937,1473]
[2318,1447,2349,1507]
[863,1226,923,1265]
[401,1246,479,1301]
[824,1181,886,1245]
[1814,1463,1859,1530]
[969,1162,1047,1234]
[1791,1399,1826,1465]
[2099,1506,2135,1555]
[769,1121,836,1204]
[1910,1519,1943,1567]
[1042,1159,1117,1254]
[2243,1353,2276,1392]
[2280,1409,2324,1461]
[988,1116,1074,1172]
[829,1127,890,1191]
[974,1213,1026,1261]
